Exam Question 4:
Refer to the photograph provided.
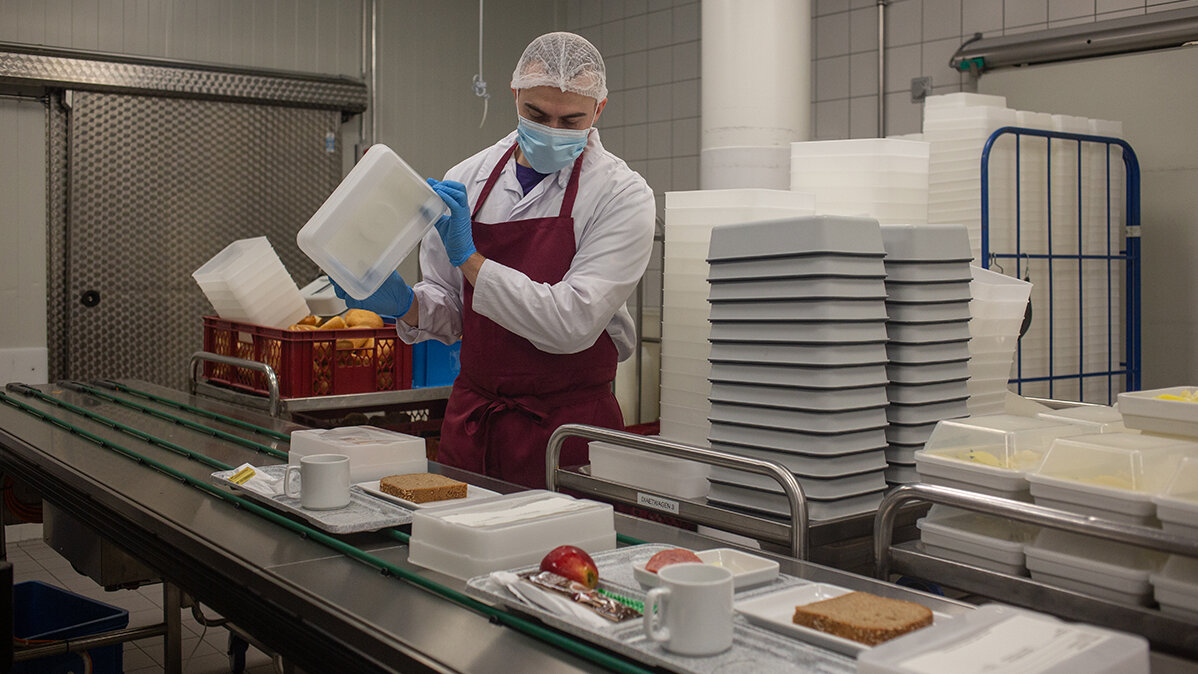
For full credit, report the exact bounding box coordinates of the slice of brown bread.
[791,591,932,646]
[379,473,467,503]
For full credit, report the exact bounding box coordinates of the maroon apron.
[436,144,624,489]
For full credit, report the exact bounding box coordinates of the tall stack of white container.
[923,92,1128,406]
[702,216,891,521]
[659,190,816,447]
[923,93,1017,262]
[880,225,973,484]
[192,237,309,328]
[790,139,930,225]
[968,267,1033,415]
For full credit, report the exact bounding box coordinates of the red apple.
[540,544,599,589]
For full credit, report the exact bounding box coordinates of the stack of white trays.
[703,215,891,521]
[790,139,931,225]
[192,236,309,328]
[879,224,973,484]
[1024,528,1167,606]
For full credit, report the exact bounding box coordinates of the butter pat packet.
[228,463,281,497]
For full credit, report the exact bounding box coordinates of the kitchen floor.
[9,537,276,674]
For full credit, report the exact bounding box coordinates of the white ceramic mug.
[643,562,734,656]
[284,453,350,510]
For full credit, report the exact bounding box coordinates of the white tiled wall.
[812,0,1198,139]
[564,0,702,198]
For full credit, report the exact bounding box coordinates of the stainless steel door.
[56,91,342,389]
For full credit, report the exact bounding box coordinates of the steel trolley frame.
[981,126,1142,400]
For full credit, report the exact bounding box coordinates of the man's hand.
[428,179,477,267]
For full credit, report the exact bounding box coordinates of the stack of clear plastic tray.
[659,189,817,447]
[703,215,890,521]
[880,224,973,484]
[789,138,931,225]
[192,236,309,328]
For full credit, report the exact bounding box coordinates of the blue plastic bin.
[412,340,461,388]
[13,581,128,674]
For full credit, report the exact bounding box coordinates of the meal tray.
[211,464,414,533]
[466,544,854,674]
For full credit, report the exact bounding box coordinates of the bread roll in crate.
[201,311,412,398]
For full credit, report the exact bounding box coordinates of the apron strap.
[471,144,519,219]
[457,373,611,439]
[471,142,587,220]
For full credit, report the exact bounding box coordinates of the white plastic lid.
[297,144,447,300]
[1036,405,1126,433]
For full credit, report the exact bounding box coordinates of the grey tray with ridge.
[707,255,886,281]
[708,321,889,344]
[708,299,889,322]
[465,544,855,674]
[708,276,887,301]
[709,215,886,260]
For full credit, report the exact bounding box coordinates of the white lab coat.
[396,129,656,361]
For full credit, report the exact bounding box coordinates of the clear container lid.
[921,414,1088,470]
[1161,455,1198,503]
[1036,405,1127,433]
[1032,433,1198,492]
[297,144,447,300]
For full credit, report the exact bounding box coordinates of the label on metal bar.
[636,492,679,514]
[1125,225,1142,238]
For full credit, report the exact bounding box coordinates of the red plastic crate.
[202,316,412,398]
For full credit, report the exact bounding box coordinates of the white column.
[700,0,811,189]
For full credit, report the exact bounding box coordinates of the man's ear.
[593,98,608,124]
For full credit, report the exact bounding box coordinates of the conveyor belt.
[0,384,655,674]
[93,379,292,441]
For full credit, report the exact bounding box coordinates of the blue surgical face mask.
[515,116,591,173]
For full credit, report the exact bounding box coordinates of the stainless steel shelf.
[873,483,1198,660]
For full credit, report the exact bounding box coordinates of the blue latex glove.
[427,178,477,267]
[330,271,414,317]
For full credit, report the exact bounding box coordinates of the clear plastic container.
[1117,386,1198,437]
[588,440,710,499]
[1153,456,1198,539]
[1027,433,1198,524]
[1036,405,1126,434]
[915,415,1089,500]
[665,187,817,211]
[407,491,615,580]
[1151,555,1198,622]
[297,144,447,300]
[970,265,1033,303]
[289,426,427,484]
[1024,528,1166,606]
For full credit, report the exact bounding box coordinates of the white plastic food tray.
[1023,529,1166,606]
[1150,555,1198,622]
[707,254,886,281]
[917,509,1038,577]
[1117,386,1198,437]
[708,425,887,455]
[289,426,428,484]
[589,440,711,499]
[1152,456,1198,538]
[408,491,615,580]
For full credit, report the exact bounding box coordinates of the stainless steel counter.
[0,380,973,673]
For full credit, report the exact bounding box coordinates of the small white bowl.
[633,548,781,590]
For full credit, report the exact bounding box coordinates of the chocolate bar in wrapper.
[522,571,640,622]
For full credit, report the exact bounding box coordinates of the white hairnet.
[511,32,608,101]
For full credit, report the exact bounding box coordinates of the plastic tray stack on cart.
[966,266,1032,415]
[192,236,309,329]
[659,190,816,447]
[790,138,931,225]
[879,224,973,485]
[921,93,1018,261]
[915,506,1040,576]
[1150,454,1198,620]
[588,440,711,500]
[702,215,891,521]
